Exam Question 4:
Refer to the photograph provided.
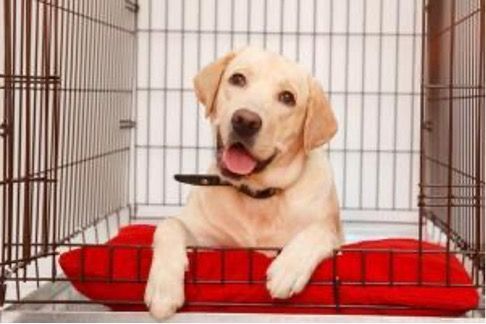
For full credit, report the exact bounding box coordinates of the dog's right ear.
[193,51,238,118]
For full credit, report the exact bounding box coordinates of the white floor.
[2,311,485,323]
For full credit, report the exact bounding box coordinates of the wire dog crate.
[0,0,484,321]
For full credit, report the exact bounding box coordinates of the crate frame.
[0,0,484,317]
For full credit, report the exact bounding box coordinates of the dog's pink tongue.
[222,145,257,175]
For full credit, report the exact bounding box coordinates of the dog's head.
[194,47,337,188]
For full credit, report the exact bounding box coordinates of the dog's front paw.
[144,265,185,320]
[266,238,334,299]
[266,251,314,299]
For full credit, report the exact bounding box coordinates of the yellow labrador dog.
[145,47,342,320]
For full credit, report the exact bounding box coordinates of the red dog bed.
[59,224,478,316]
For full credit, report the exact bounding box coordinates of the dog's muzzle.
[216,132,277,179]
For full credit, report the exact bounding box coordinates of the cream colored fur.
[145,47,342,320]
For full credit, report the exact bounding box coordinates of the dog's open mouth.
[221,143,258,176]
[217,134,277,179]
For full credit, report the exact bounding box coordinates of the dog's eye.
[278,91,296,106]
[229,73,246,87]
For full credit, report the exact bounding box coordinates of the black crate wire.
[0,0,484,317]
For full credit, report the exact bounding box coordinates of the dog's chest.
[192,186,322,248]
[239,196,311,247]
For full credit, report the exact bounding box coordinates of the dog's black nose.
[231,109,262,138]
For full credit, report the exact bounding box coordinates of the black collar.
[174,174,281,199]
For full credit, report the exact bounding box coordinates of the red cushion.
[59,224,478,316]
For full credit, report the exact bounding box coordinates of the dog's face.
[194,47,337,182]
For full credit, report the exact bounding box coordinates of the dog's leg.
[145,218,189,320]
[266,219,341,299]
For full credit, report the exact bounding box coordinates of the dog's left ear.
[193,51,238,118]
[303,78,338,153]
